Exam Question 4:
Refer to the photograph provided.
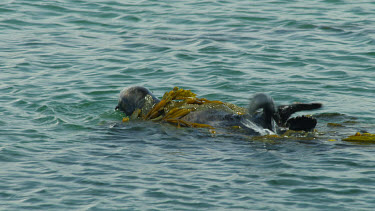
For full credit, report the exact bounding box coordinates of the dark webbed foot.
[286,115,317,131]
[277,103,322,126]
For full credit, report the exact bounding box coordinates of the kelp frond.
[142,87,225,129]
[342,132,375,143]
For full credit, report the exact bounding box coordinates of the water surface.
[1,0,375,210]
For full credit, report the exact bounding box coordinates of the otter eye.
[115,106,119,111]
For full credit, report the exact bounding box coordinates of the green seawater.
[1,0,375,210]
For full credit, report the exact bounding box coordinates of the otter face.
[116,86,160,116]
[116,86,150,116]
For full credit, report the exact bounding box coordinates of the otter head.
[115,86,159,116]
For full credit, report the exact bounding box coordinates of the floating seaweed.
[327,123,344,127]
[251,130,318,142]
[342,132,375,143]
[122,117,129,122]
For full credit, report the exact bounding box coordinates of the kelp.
[252,130,318,141]
[127,86,238,129]
[327,123,344,127]
[143,87,195,120]
[342,132,375,143]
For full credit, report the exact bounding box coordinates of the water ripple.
[1,0,375,210]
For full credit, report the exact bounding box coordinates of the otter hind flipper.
[286,115,317,131]
[277,103,322,126]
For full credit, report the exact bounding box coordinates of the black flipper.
[286,115,317,131]
[277,103,322,126]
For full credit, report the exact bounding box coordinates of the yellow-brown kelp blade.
[342,132,375,143]
[142,87,227,129]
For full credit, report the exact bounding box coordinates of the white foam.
[241,118,275,136]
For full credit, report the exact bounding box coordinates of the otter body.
[116,86,322,135]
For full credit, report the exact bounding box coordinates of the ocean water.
[1,0,375,210]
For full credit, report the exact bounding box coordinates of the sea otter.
[115,86,322,135]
